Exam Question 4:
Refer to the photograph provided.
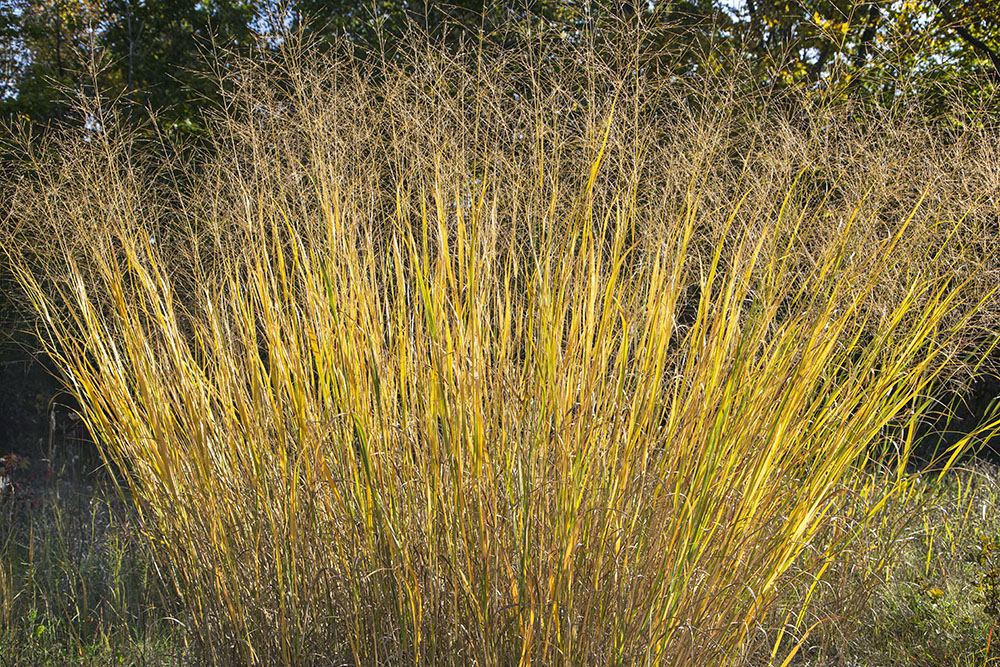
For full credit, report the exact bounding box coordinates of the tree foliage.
[0,0,997,131]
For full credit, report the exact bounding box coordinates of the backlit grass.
[4,20,1000,666]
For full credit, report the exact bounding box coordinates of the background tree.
[707,0,1000,109]
[99,0,256,132]
[0,0,101,124]
[1,0,997,132]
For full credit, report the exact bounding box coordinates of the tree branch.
[852,2,881,71]
[932,0,1000,82]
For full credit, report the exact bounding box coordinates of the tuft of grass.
[772,462,1000,666]
[3,19,1000,666]
[0,453,182,665]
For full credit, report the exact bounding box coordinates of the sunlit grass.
[4,22,1000,666]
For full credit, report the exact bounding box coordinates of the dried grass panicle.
[3,16,1000,667]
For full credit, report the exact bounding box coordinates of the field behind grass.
[3,19,1000,666]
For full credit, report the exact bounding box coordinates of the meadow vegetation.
[2,16,1000,666]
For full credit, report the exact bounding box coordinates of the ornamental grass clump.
[4,19,999,666]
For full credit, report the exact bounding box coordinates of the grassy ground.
[784,461,1000,666]
[0,446,185,666]
[6,450,1000,665]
